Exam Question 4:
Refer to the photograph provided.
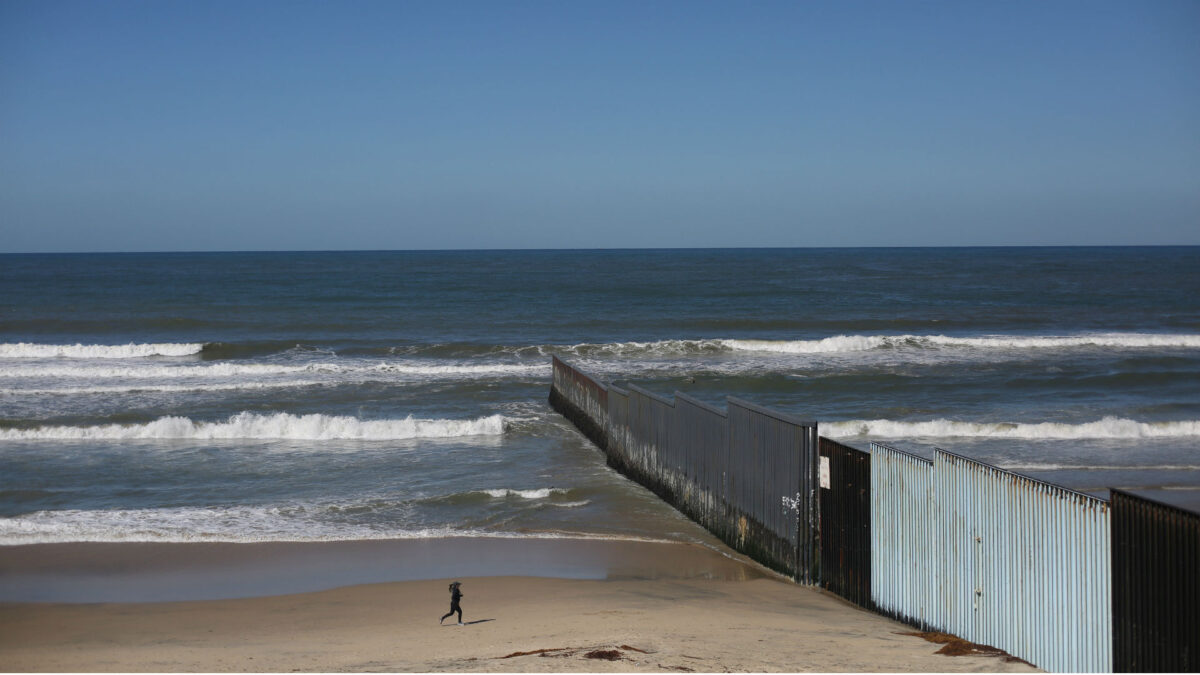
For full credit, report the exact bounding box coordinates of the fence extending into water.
[550,355,818,580]
[548,357,1199,673]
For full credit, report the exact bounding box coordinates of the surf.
[0,412,510,441]
[822,416,1200,440]
[0,342,207,358]
[722,333,1200,355]
[0,360,548,380]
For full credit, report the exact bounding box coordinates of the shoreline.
[0,537,1041,672]
[0,536,768,604]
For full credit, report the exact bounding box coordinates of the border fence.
[550,355,818,581]
[549,357,1199,673]
[1111,489,1200,672]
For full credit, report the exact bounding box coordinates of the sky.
[1,0,1197,252]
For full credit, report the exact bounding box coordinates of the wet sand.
[0,537,765,603]
[0,539,1039,672]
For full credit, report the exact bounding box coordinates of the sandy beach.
[0,539,1038,673]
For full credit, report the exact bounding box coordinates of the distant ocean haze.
[2,247,1198,544]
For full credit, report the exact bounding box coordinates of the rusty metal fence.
[1111,489,1200,672]
[818,437,871,608]
[550,356,819,581]
[549,357,1198,672]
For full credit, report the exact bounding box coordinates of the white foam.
[558,339,729,356]
[723,333,1200,354]
[921,333,1200,350]
[0,362,307,379]
[722,336,890,354]
[548,333,1200,359]
[481,488,570,499]
[999,463,1200,471]
[822,417,1200,440]
[0,412,509,441]
[371,362,549,376]
[0,361,547,380]
[0,504,668,545]
[2,380,328,396]
[0,342,206,358]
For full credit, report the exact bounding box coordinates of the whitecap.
[822,417,1200,440]
[0,412,509,441]
[480,488,570,499]
[0,342,206,359]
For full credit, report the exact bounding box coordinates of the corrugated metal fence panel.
[870,442,938,630]
[727,397,818,584]
[1111,489,1200,673]
[818,437,872,608]
[934,449,1112,673]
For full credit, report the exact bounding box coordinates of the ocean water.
[2,248,1199,547]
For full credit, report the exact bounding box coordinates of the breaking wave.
[536,333,1200,359]
[0,412,509,441]
[999,463,1200,471]
[480,488,571,499]
[0,361,548,379]
[5,333,1193,366]
[2,381,328,396]
[0,504,663,545]
[722,333,1200,355]
[822,417,1200,440]
[0,342,206,359]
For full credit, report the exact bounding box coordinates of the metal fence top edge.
[554,356,812,428]
[818,436,870,456]
[1110,487,1200,518]
[934,447,1110,506]
[725,396,817,429]
[673,391,729,418]
[551,356,610,393]
[626,382,677,407]
[869,441,933,466]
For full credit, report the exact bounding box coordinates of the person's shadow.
[443,619,494,627]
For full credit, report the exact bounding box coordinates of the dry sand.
[0,540,1040,673]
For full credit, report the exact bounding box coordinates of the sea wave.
[533,333,1200,358]
[722,333,1200,355]
[0,361,548,380]
[480,488,571,499]
[0,504,666,545]
[0,412,509,441]
[999,463,1200,471]
[552,340,730,357]
[7,332,1191,366]
[822,417,1200,440]
[0,342,206,359]
[2,380,328,396]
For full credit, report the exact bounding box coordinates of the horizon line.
[4,244,1199,256]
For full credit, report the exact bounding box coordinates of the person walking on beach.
[440,581,464,625]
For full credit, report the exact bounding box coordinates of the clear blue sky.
[2,0,1197,252]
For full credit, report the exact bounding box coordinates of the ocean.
[2,247,1199,548]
